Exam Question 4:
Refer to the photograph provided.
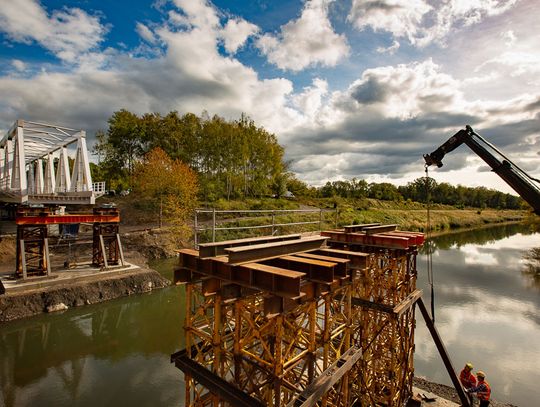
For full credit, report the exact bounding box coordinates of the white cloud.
[221,18,259,54]
[0,0,107,62]
[501,29,517,46]
[348,0,519,46]
[376,40,400,54]
[11,60,27,72]
[256,0,350,71]
[136,22,157,44]
[348,0,431,44]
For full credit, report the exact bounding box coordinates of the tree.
[133,148,198,233]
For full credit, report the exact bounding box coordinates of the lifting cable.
[425,164,435,323]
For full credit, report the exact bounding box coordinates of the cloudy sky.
[0,0,539,193]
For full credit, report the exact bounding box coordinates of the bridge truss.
[0,120,98,205]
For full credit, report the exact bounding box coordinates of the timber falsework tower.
[172,223,425,406]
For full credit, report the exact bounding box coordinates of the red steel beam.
[321,230,412,249]
[16,214,120,225]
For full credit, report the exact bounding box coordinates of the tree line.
[315,178,524,210]
[92,109,287,201]
[92,109,525,211]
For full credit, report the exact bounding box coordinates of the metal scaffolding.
[172,224,425,406]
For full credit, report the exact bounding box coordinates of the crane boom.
[424,125,540,215]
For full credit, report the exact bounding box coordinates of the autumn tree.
[133,148,198,236]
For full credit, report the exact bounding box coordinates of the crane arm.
[424,125,540,215]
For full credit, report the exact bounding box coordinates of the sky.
[0,0,539,194]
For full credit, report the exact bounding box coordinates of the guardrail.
[194,208,338,248]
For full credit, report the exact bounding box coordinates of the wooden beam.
[287,345,363,407]
[393,289,422,317]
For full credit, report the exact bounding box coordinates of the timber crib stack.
[172,223,425,407]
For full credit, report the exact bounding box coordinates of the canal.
[1,223,539,406]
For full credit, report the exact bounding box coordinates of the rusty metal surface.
[225,236,328,264]
[198,234,302,258]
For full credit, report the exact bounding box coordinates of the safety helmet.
[466,363,473,370]
[476,371,486,378]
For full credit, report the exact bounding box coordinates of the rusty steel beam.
[417,298,471,407]
[343,223,381,233]
[385,231,425,246]
[321,230,411,249]
[15,213,120,225]
[198,234,302,258]
[287,345,363,407]
[362,224,398,235]
[225,236,328,265]
[177,249,305,297]
[312,248,369,269]
[292,252,349,277]
[172,350,265,407]
[265,255,335,283]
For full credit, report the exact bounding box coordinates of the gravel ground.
[413,377,518,407]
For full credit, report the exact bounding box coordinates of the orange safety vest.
[476,380,491,401]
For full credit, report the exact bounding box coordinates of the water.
[415,223,540,407]
[1,225,539,406]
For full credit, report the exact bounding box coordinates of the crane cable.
[425,164,435,323]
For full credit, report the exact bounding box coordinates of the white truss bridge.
[0,120,105,205]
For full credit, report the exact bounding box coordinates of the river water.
[0,224,539,406]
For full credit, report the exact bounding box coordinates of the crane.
[423,125,540,215]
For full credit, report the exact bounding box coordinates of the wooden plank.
[351,296,393,313]
[363,224,398,235]
[287,345,363,407]
[225,236,328,265]
[198,234,302,257]
[392,289,422,316]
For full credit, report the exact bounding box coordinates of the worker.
[467,371,491,407]
[459,362,476,405]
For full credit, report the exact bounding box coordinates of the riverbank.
[0,267,170,322]
[413,377,517,407]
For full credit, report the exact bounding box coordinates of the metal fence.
[194,208,338,248]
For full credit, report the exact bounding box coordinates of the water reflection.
[415,224,540,407]
[522,247,540,290]
[0,280,185,407]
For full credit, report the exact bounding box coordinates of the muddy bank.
[0,268,170,323]
[413,377,517,407]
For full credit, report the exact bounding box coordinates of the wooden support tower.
[172,226,425,406]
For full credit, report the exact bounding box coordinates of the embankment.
[0,267,170,322]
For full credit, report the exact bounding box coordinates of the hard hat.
[466,363,473,370]
[476,371,486,378]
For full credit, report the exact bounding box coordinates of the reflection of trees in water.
[0,286,184,406]
[523,247,540,290]
[419,222,540,255]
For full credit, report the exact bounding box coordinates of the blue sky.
[0,0,539,193]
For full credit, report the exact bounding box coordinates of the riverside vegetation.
[91,109,532,245]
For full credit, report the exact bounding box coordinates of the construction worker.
[459,362,476,405]
[467,371,491,407]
